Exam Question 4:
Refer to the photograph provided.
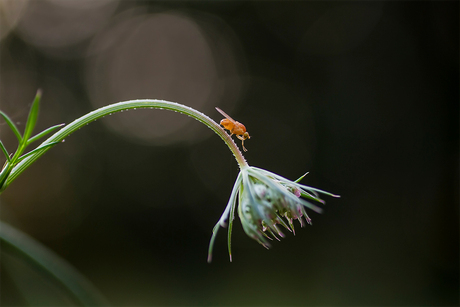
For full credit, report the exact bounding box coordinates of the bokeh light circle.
[14,0,119,57]
[85,10,245,145]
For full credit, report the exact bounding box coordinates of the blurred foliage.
[1,221,108,306]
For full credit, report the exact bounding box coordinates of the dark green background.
[1,1,458,306]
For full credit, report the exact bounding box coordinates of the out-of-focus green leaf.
[2,252,76,305]
[0,221,109,306]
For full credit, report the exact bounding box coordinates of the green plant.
[0,90,63,192]
[0,91,339,303]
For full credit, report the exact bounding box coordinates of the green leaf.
[294,172,309,183]
[23,90,42,142]
[297,184,341,198]
[27,123,65,145]
[0,110,23,143]
[0,140,10,162]
[0,169,11,193]
[16,142,60,163]
[0,221,109,306]
[300,191,324,203]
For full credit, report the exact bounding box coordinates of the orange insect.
[216,107,251,152]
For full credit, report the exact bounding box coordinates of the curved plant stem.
[5,100,248,189]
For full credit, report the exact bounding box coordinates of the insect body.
[215,107,250,152]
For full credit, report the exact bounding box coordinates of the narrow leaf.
[23,89,42,142]
[16,142,60,163]
[0,167,12,192]
[294,172,309,183]
[299,185,341,198]
[0,140,10,162]
[0,110,22,143]
[300,191,325,204]
[27,123,65,145]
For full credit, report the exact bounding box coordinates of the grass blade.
[0,163,12,190]
[0,140,10,162]
[294,172,309,183]
[27,123,65,145]
[0,110,23,143]
[23,90,42,142]
[16,142,60,163]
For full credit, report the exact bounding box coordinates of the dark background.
[0,1,458,306]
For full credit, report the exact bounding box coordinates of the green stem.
[4,100,248,189]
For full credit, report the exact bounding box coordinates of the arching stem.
[4,99,249,190]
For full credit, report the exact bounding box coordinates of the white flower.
[207,166,339,262]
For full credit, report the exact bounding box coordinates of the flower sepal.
[207,166,339,262]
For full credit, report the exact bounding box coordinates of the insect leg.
[236,135,248,152]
